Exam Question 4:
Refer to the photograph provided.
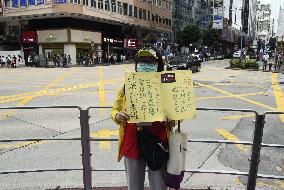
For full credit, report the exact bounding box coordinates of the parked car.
[167,56,201,72]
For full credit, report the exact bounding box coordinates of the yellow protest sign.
[125,71,196,123]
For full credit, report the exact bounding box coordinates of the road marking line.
[0,68,80,120]
[197,92,264,100]
[90,130,119,150]
[196,82,277,111]
[0,80,120,104]
[276,180,284,188]
[215,128,249,152]
[222,113,255,120]
[0,141,48,149]
[271,73,284,122]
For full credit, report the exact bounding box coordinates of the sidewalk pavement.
[51,188,208,190]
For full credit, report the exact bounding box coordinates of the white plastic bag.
[167,129,188,175]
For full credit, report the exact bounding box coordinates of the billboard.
[213,0,224,29]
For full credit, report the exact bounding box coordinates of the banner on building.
[125,71,196,123]
[213,0,224,29]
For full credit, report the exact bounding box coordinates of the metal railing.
[0,106,284,190]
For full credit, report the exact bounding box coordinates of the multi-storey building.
[0,0,173,63]
[256,3,271,44]
[276,7,284,53]
[172,0,210,43]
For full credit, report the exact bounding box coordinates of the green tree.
[202,28,220,48]
[176,25,201,47]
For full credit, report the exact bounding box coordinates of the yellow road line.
[98,66,107,116]
[235,177,284,189]
[271,73,284,122]
[196,82,277,111]
[0,80,119,104]
[90,129,119,150]
[215,128,249,152]
[222,113,256,120]
[197,92,264,100]
[0,68,80,120]
[0,141,48,149]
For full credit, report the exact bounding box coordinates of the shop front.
[21,31,38,65]
[37,28,102,65]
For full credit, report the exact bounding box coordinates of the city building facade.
[0,0,173,64]
[256,3,272,44]
[277,7,284,53]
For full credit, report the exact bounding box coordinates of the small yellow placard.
[125,71,196,123]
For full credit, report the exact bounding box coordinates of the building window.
[98,0,103,9]
[152,14,155,21]
[105,0,110,11]
[169,2,172,12]
[129,5,133,16]
[148,10,150,21]
[159,16,162,23]
[155,14,158,22]
[111,0,116,12]
[139,9,142,19]
[153,0,157,7]
[134,6,137,17]
[143,9,146,20]
[83,0,88,6]
[91,0,96,8]
[37,0,44,5]
[158,0,161,8]
[169,19,171,26]
[118,1,122,14]
[123,3,128,15]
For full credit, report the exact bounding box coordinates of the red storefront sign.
[124,38,143,48]
[21,31,37,44]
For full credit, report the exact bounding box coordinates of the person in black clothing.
[63,54,67,68]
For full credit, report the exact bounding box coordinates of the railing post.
[80,109,92,190]
[246,114,265,190]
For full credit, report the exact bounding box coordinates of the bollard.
[246,114,265,190]
[80,109,92,190]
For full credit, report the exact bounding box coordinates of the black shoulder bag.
[137,127,169,171]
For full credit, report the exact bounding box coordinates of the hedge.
[230,59,259,69]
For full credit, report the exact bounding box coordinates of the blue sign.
[20,0,27,6]
[12,0,18,7]
[28,0,35,5]
[214,15,223,21]
[54,0,66,3]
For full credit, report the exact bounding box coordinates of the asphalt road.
[0,60,284,190]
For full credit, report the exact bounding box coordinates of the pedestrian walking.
[111,45,176,190]
[11,55,17,68]
[6,55,11,68]
[63,54,67,68]
[263,54,269,70]
[18,55,25,67]
[67,55,71,66]
[27,55,33,67]
[1,56,5,68]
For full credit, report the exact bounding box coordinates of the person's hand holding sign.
[115,112,130,123]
